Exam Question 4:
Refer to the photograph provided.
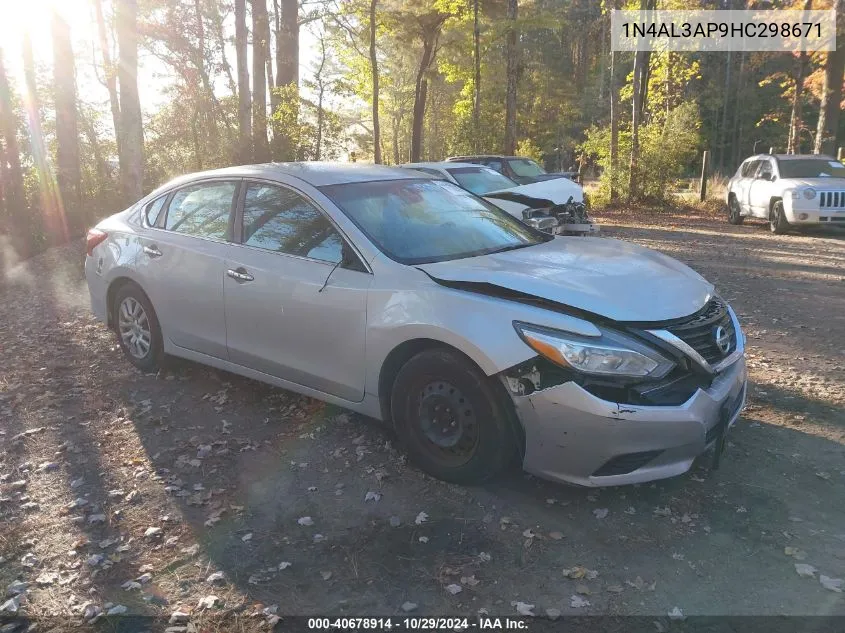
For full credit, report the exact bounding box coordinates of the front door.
[223,181,371,402]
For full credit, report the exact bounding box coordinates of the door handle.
[143,245,163,258]
[226,268,255,283]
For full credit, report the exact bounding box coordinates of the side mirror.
[759,171,773,181]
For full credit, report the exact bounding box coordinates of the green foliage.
[581,102,702,204]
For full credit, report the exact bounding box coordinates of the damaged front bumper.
[509,356,747,487]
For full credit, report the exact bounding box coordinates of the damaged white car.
[86,163,745,488]
[400,161,598,235]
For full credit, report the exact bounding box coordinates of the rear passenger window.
[164,182,236,240]
[144,196,167,227]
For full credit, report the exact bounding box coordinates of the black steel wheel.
[390,348,518,484]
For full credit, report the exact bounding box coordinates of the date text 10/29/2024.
[307,618,529,631]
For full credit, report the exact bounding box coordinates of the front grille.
[666,298,736,366]
[593,450,664,477]
[819,191,845,209]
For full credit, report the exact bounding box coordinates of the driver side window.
[241,182,344,264]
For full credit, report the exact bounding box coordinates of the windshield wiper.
[485,242,535,256]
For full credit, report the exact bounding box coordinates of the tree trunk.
[80,109,110,187]
[629,49,647,200]
[274,0,298,160]
[276,0,299,88]
[52,10,81,239]
[472,0,480,152]
[628,0,649,201]
[369,0,381,163]
[0,49,28,252]
[22,35,52,242]
[93,0,121,156]
[787,0,813,154]
[252,0,271,162]
[410,32,436,163]
[608,0,619,203]
[815,46,845,155]
[235,0,252,163]
[116,0,144,203]
[503,0,518,155]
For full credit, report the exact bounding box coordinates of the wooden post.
[699,150,709,202]
[768,147,774,154]
[838,147,844,161]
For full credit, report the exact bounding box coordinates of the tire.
[390,348,518,484]
[112,283,164,372]
[769,200,789,234]
[727,195,744,225]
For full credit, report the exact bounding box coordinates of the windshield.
[778,158,845,179]
[446,166,518,195]
[319,178,549,265]
[507,158,547,178]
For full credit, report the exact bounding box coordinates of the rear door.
[135,179,238,359]
[223,180,371,402]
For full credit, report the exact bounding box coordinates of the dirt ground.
[1,209,844,627]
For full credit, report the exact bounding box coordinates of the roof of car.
[160,162,421,189]
[745,154,836,161]
[400,161,486,170]
[447,155,525,161]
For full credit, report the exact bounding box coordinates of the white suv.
[726,154,845,233]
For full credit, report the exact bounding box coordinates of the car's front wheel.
[113,283,164,372]
[769,200,790,234]
[390,348,518,484]
[728,195,743,225]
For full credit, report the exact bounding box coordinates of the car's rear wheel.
[390,348,518,484]
[728,195,743,225]
[113,283,164,372]
[769,200,789,234]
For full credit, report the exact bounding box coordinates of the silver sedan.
[85,163,747,487]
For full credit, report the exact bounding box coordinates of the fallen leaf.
[668,607,684,620]
[297,516,314,526]
[593,508,608,519]
[206,571,225,584]
[321,571,332,581]
[415,511,428,525]
[784,547,807,560]
[514,601,535,616]
[461,575,480,587]
[241,533,253,542]
[820,575,843,592]
[445,584,462,595]
[549,531,564,540]
[279,562,292,570]
[401,602,418,613]
[570,595,590,608]
[795,563,817,578]
[364,491,381,502]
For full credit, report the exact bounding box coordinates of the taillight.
[86,228,108,256]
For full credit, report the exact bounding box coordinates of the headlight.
[524,216,557,232]
[802,187,816,200]
[514,323,675,379]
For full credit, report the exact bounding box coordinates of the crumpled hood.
[418,237,714,322]
[486,177,583,204]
